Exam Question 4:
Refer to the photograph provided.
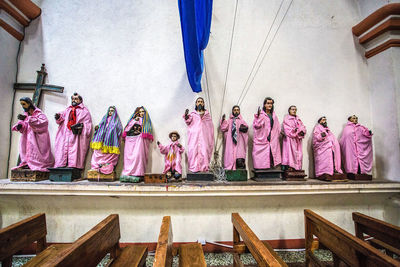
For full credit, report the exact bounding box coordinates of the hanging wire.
[236,0,285,105]
[238,0,293,106]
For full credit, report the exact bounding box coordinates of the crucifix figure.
[14,64,64,107]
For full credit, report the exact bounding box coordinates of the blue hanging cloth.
[178,0,213,93]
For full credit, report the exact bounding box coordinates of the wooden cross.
[14,63,64,107]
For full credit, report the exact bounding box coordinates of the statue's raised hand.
[177,143,182,148]
[184,109,189,120]
[95,125,99,131]
[157,141,160,145]
[17,114,26,121]
[16,124,22,130]
[257,107,261,117]
[54,113,60,120]
[222,114,226,121]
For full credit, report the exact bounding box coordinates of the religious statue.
[220,105,248,170]
[12,97,54,172]
[54,92,92,169]
[339,115,373,179]
[282,105,306,171]
[157,131,184,181]
[183,97,214,173]
[312,116,343,179]
[252,97,281,169]
[89,106,123,175]
[120,106,153,182]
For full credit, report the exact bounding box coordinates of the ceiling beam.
[0,0,29,26]
[0,17,23,40]
[8,0,40,20]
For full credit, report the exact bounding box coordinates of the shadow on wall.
[307,133,315,179]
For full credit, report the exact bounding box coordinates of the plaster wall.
[7,0,384,179]
[0,26,19,178]
[0,193,398,243]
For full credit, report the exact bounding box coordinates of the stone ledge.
[0,179,399,197]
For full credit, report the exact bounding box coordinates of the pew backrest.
[304,209,400,267]
[153,216,173,267]
[0,213,47,262]
[232,213,287,267]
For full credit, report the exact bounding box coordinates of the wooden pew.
[153,216,173,267]
[0,213,47,267]
[353,212,400,258]
[232,213,287,267]
[179,243,206,267]
[304,209,400,267]
[23,214,148,267]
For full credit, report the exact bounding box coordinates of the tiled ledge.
[0,179,399,197]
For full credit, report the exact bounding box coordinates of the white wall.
[5,0,399,180]
[0,26,19,178]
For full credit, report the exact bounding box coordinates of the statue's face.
[171,133,178,142]
[71,95,81,106]
[319,117,327,127]
[108,107,115,116]
[138,108,145,118]
[289,106,297,116]
[132,124,142,135]
[232,107,240,117]
[196,98,204,107]
[20,101,30,111]
[264,100,273,112]
[350,115,358,124]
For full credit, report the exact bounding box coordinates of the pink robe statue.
[282,114,306,170]
[313,124,342,177]
[158,141,184,174]
[12,108,54,172]
[220,115,248,170]
[121,119,150,177]
[340,122,373,174]
[183,111,214,172]
[54,103,92,169]
[252,111,281,169]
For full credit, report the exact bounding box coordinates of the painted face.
[171,133,178,142]
[319,117,327,127]
[264,100,273,112]
[350,115,358,124]
[71,95,81,106]
[289,106,297,116]
[232,107,240,117]
[196,98,205,111]
[108,107,115,116]
[138,108,145,118]
[132,124,142,135]
[20,101,30,112]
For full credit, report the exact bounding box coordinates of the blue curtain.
[178,0,213,93]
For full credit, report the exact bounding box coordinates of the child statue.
[157,131,185,181]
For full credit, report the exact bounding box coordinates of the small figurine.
[183,97,214,172]
[282,105,306,171]
[339,115,373,178]
[157,131,184,181]
[220,105,248,170]
[89,106,123,175]
[252,97,281,169]
[12,97,54,172]
[312,116,343,178]
[120,106,153,182]
[54,92,92,169]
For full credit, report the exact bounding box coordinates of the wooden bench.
[23,214,148,267]
[0,213,47,267]
[153,216,173,267]
[179,243,206,267]
[353,212,400,259]
[304,209,400,267]
[232,213,287,267]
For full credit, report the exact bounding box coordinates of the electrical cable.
[6,26,26,177]
[236,0,285,105]
[238,0,293,106]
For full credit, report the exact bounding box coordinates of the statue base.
[48,168,81,182]
[10,169,49,182]
[283,170,307,181]
[87,170,117,182]
[186,172,215,181]
[347,173,372,181]
[252,169,283,181]
[226,170,247,181]
[317,173,348,182]
[120,175,143,183]
[144,173,167,184]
